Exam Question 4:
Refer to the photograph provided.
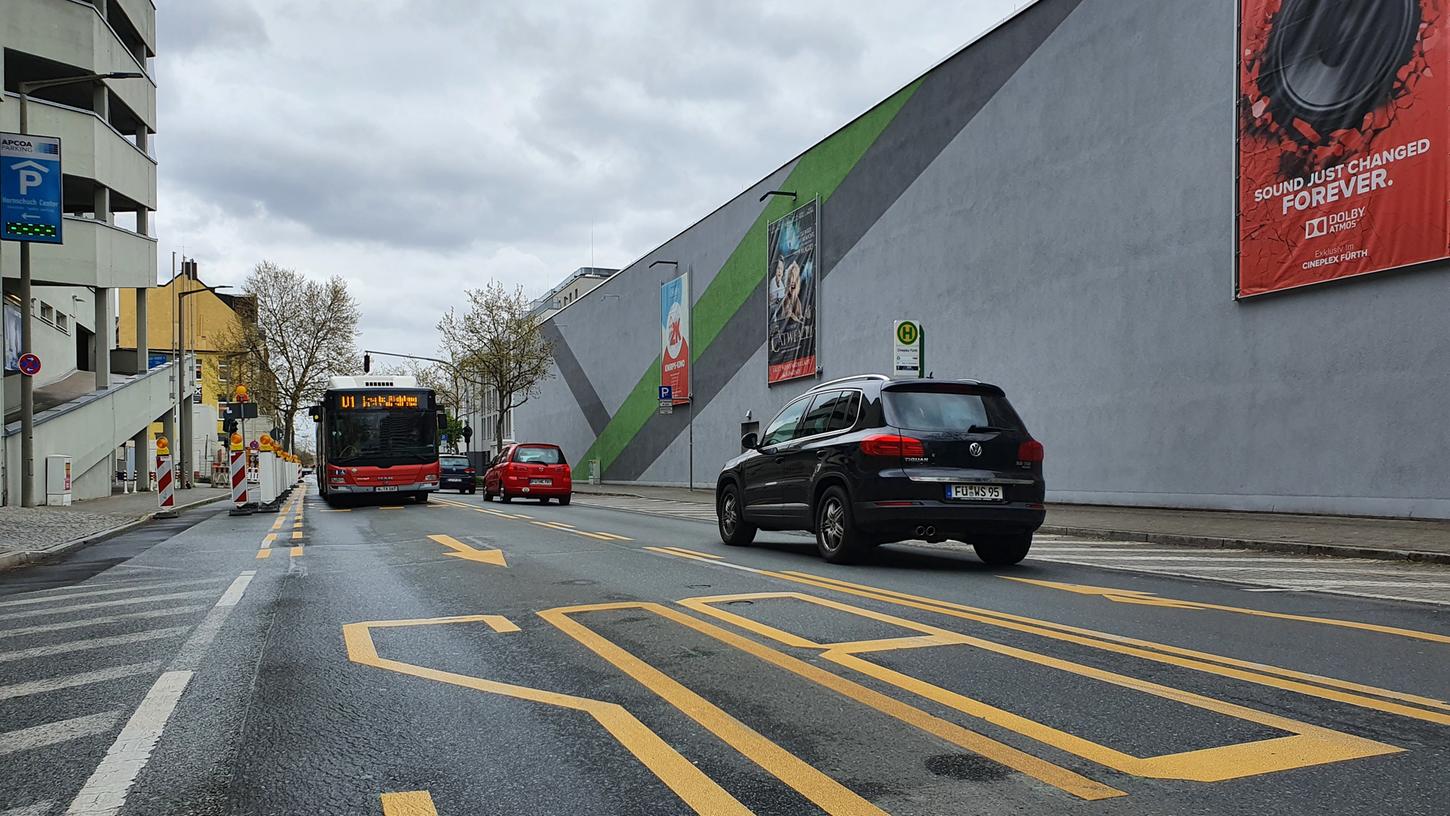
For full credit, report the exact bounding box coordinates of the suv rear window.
[884,388,1024,433]
[441,456,469,467]
[514,446,564,465]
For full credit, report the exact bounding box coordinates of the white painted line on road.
[2,802,55,816]
[171,571,255,670]
[1033,554,1386,564]
[0,591,217,623]
[0,662,163,702]
[0,580,222,609]
[215,572,255,608]
[1035,560,1439,577]
[1274,579,1450,589]
[1032,547,1251,555]
[0,710,124,757]
[0,606,207,641]
[64,670,192,816]
[0,626,191,664]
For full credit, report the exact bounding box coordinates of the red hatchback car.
[483,443,573,504]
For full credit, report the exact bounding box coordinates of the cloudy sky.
[155,1,1027,357]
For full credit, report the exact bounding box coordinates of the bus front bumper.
[328,481,438,494]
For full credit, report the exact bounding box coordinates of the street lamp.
[649,259,695,492]
[12,71,145,506]
[175,282,231,488]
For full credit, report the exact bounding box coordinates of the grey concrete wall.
[516,0,1450,518]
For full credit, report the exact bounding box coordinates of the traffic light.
[363,353,371,373]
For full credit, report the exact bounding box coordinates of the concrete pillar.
[94,287,111,390]
[135,127,149,158]
[94,187,110,225]
[136,208,149,238]
[134,287,148,370]
[132,427,151,491]
[92,82,109,123]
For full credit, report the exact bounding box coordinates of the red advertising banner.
[1237,0,1448,297]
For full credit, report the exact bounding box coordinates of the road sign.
[17,353,40,377]
[0,132,63,244]
[658,401,673,415]
[250,440,260,451]
[658,385,673,401]
[892,320,924,378]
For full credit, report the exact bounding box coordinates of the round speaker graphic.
[1258,0,1421,142]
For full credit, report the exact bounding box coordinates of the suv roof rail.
[811,374,892,391]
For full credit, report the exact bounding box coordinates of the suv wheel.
[973,532,1032,566]
[717,483,756,547]
[815,486,868,564]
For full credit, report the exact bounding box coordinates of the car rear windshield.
[441,456,469,467]
[884,387,1025,433]
[514,446,565,465]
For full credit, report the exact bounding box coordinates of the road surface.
[1,483,1447,815]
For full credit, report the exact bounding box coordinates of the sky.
[154,1,1029,358]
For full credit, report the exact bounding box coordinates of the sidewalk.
[573,483,1450,565]
[0,486,231,571]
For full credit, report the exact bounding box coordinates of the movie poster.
[3,300,19,373]
[1238,0,1447,297]
[660,273,690,402]
[766,199,818,384]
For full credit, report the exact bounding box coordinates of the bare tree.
[437,281,553,455]
[222,261,361,450]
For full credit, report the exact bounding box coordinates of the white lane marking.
[215,572,255,608]
[1031,547,1252,555]
[2,803,55,816]
[0,626,191,664]
[0,581,223,609]
[0,711,125,757]
[64,670,192,816]
[1032,554,1395,564]
[1273,579,1450,589]
[0,662,163,702]
[0,606,209,641]
[1034,560,1443,577]
[0,591,217,623]
[171,571,255,670]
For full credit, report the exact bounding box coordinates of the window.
[513,445,564,465]
[55,313,67,332]
[761,398,811,447]
[40,302,54,323]
[884,387,1023,433]
[797,390,860,437]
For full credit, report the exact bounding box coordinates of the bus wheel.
[416,492,429,504]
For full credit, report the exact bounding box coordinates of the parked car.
[439,455,476,493]
[715,374,1045,565]
[483,443,573,504]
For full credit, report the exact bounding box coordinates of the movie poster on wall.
[766,198,818,384]
[660,273,690,402]
[1237,0,1448,297]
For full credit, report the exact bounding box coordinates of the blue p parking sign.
[1,132,63,244]
[658,385,673,401]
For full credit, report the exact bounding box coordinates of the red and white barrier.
[156,438,177,518]
[228,433,252,515]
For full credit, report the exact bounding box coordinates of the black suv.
[716,375,1045,565]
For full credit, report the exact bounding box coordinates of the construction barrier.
[229,433,252,515]
[156,437,177,518]
[259,434,278,508]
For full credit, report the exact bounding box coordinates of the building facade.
[515,0,1450,519]
[1,0,171,503]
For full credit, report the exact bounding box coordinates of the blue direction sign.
[1,132,63,244]
[658,385,673,401]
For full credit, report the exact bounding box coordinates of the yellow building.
[117,269,253,410]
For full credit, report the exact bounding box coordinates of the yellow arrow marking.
[428,534,507,567]
[380,791,438,816]
[256,549,271,559]
[1005,577,1450,643]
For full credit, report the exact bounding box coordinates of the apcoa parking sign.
[1,132,63,244]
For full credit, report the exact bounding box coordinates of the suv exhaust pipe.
[914,525,938,539]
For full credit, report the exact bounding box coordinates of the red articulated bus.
[310,375,445,506]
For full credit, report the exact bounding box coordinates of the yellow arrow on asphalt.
[428,534,507,567]
[1004,577,1450,643]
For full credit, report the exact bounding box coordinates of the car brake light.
[465,468,475,474]
[1017,439,1045,463]
[860,434,925,458]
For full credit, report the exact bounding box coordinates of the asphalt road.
[1,482,1447,816]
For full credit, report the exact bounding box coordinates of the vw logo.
[969,443,983,457]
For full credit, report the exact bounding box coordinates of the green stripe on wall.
[580,79,923,476]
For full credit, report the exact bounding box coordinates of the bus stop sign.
[1,133,63,244]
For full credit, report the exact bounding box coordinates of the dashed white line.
[0,606,208,640]
[0,626,191,664]
[0,580,223,609]
[2,802,55,816]
[63,670,192,816]
[0,591,217,623]
[0,711,125,757]
[215,572,255,608]
[0,662,163,702]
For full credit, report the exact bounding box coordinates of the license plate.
[374,485,398,492]
[530,478,552,486]
[947,484,1003,501]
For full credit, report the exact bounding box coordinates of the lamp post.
[650,259,694,491]
[11,71,144,506]
[175,279,230,488]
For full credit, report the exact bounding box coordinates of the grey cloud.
[159,0,269,55]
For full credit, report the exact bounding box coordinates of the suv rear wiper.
[967,425,1013,434]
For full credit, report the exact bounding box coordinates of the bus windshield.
[327,408,438,465]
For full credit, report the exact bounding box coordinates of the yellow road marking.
[256,549,271,559]
[344,616,749,815]
[263,533,276,545]
[427,534,507,567]
[270,517,284,531]
[323,508,352,512]
[542,603,896,812]
[291,531,303,541]
[290,546,303,557]
[654,546,722,560]
[682,592,1396,782]
[292,522,303,529]
[1007,577,1450,645]
[381,506,404,511]
[530,521,617,542]
[591,532,635,542]
[380,791,437,816]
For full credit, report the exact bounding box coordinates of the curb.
[1038,524,1450,566]
[0,494,231,572]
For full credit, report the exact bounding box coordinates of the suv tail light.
[465,468,475,475]
[860,434,926,458]
[1017,439,1045,464]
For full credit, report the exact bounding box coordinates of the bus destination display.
[337,393,421,410]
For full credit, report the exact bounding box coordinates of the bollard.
[156,437,177,519]
[228,433,253,516]
[258,434,279,509]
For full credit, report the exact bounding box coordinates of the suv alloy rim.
[820,497,844,553]
[721,492,739,536]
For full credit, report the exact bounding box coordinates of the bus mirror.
[437,412,448,431]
